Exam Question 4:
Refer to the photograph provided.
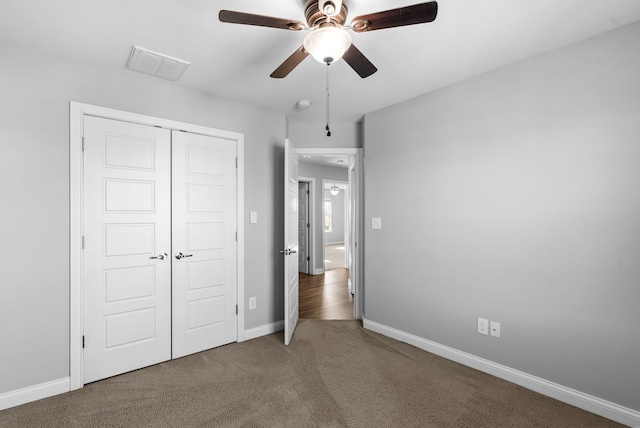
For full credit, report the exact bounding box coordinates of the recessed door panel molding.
[104,265,155,303]
[104,308,156,349]
[186,222,224,251]
[187,259,225,290]
[104,134,155,171]
[104,179,155,212]
[187,184,224,213]
[187,296,225,330]
[187,145,225,176]
[104,224,155,257]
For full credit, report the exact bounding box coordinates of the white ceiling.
[2,0,640,123]
[301,155,350,169]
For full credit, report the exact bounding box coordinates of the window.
[324,200,332,232]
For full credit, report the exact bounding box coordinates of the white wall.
[298,162,348,272]
[0,41,285,394]
[364,21,640,413]
[324,187,346,245]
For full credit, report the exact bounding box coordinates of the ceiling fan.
[219,0,438,79]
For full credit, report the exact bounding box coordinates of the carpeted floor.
[0,320,623,428]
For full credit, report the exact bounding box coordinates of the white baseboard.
[244,320,284,341]
[363,319,640,427]
[0,377,70,411]
[313,269,324,275]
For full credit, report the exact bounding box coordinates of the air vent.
[126,45,190,81]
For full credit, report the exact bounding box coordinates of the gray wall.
[363,21,640,412]
[288,121,362,149]
[298,162,348,272]
[0,41,285,394]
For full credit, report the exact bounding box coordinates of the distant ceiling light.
[303,26,352,64]
[126,45,190,81]
[296,100,312,110]
[329,185,340,196]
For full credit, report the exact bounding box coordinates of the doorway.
[295,148,363,321]
[70,102,245,389]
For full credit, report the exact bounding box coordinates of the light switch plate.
[371,217,382,229]
[250,212,258,224]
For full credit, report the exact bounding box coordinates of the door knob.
[175,252,193,260]
[279,249,298,255]
[149,252,168,260]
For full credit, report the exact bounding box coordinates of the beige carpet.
[0,320,622,428]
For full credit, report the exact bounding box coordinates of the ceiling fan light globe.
[303,27,352,64]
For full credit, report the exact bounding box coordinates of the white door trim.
[296,148,363,320]
[69,101,245,390]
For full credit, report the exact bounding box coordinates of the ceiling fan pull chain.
[326,63,331,137]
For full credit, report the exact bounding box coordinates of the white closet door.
[171,131,238,358]
[83,116,172,383]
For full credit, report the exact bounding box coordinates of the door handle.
[279,249,298,255]
[175,252,193,260]
[149,252,168,260]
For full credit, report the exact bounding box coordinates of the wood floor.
[299,268,353,320]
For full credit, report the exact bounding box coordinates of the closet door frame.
[69,101,245,390]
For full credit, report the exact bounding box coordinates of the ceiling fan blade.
[342,44,377,78]
[271,46,310,78]
[219,10,306,31]
[351,2,438,32]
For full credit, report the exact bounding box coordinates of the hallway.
[299,268,353,320]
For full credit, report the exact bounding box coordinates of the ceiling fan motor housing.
[319,0,343,17]
[306,0,348,27]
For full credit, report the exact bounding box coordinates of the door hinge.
[82,236,85,249]
[236,158,238,169]
[81,137,85,151]
[82,335,85,349]
[306,190,310,195]
[307,223,310,228]
[236,304,238,315]
[307,256,310,261]
[235,231,238,241]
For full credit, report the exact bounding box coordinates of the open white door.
[283,139,299,345]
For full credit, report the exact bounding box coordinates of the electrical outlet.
[249,297,256,310]
[477,317,489,335]
[490,321,501,338]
